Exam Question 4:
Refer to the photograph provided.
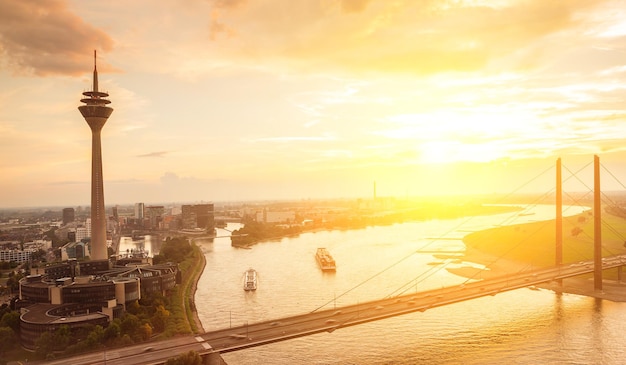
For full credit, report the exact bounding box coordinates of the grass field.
[463,210,626,275]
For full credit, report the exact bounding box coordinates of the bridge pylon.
[556,158,562,286]
[594,155,602,291]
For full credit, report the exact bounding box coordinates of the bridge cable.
[383,166,565,298]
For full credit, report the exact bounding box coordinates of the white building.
[0,250,31,263]
[75,227,89,242]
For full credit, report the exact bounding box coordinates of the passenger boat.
[315,248,336,271]
[243,268,257,291]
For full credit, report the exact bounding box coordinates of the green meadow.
[463,210,626,274]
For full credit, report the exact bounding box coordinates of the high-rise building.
[78,51,113,262]
[62,208,75,225]
[135,202,145,219]
[181,204,215,230]
[146,206,164,229]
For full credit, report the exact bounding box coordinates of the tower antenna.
[93,49,99,93]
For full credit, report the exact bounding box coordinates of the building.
[0,250,31,264]
[60,241,90,261]
[145,205,164,230]
[78,50,112,262]
[75,227,88,242]
[181,204,215,230]
[18,259,178,350]
[62,208,75,225]
[135,202,145,220]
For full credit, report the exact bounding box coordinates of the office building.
[62,208,75,225]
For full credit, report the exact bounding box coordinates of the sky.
[1,0,626,208]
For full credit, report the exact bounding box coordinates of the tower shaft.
[78,51,113,262]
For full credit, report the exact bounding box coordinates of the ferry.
[315,248,336,271]
[243,268,257,291]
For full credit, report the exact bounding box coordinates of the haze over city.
[2,0,626,208]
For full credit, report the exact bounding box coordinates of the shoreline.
[190,242,206,333]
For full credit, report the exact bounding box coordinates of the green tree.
[35,331,54,358]
[0,326,16,356]
[151,305,170,332]
[85,325,105,347]
[154,237,192,264]
[120,313,142,342]
[103,320,121,343]
[165,350,202,365]
[0,311,20,332]
[138,323,153,341]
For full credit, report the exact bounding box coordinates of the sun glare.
[384,109,546,165]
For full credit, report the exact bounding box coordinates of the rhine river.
[185,205,626,364]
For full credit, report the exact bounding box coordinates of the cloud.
[201,0,607,74]
[340,0,372,13]
[0,0,114,76]
[137,151,170,158]
[48,180,87,186]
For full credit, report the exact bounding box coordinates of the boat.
[243,268,257,291]
[315,248,336,271]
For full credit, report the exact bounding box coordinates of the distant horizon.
[4,189,626,212]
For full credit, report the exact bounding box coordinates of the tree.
[0,311,20,332]
[85,325,105,347]
[104,320,121,343]
[0,326,16,355]
[138,323,153,341]
[151,305,170,332]
[35,331,55,358]
[165,350,202,365]
[154,237,193,264]
[120,313,142,342]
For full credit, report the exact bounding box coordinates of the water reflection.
[117,235,161,258]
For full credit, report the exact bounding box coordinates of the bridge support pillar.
[202,352,228,365]
[556,158,563,286]
[593,155,603,291]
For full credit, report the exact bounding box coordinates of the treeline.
[231,220,303,247]
[2,237,199,362]
[231,204,521,247]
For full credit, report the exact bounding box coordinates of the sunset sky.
[1,0,626,208]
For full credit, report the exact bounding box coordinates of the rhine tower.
[78,50,113,262]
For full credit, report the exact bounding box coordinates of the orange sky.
[1,0,626,207]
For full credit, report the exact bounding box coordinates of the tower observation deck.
[78,50,113,262]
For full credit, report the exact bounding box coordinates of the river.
[187,205,626,364]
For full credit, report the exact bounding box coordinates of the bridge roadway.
[38,255,626,365]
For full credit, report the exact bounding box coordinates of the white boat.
[243,268,257,291]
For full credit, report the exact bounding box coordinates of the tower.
[78,50,113,262]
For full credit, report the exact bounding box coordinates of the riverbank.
[187,243,206,333]
[455,211,626,302]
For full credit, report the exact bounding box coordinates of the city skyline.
[2,1,626,208]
